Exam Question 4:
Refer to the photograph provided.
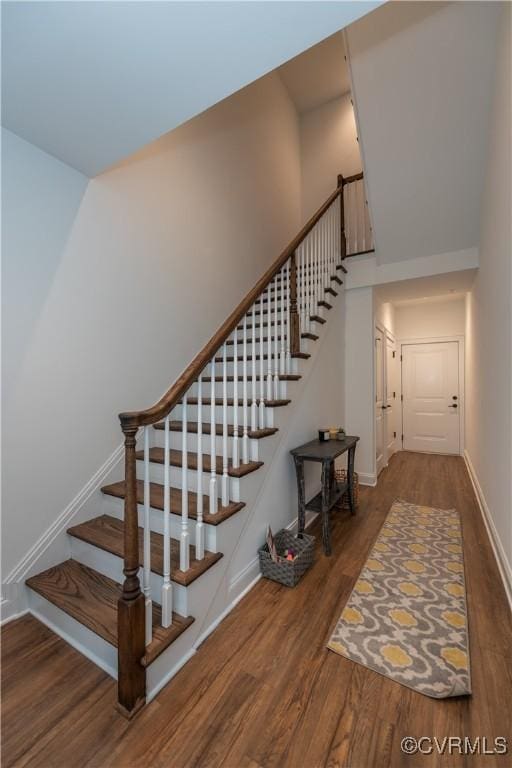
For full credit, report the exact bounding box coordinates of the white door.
[375,333,385,474]
[385,334,397,458]
[402,342,460,454]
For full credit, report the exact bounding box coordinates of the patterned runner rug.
[327,499,471,698]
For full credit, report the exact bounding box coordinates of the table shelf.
[305,481,348,513]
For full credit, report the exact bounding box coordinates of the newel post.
[289,251,300,355]
[117,421,146,718]
[337,174,346,261]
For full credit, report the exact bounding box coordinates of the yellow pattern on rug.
[327,499,471,698]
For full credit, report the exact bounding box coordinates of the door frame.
[374,322,398,475]
[398,335,465,456]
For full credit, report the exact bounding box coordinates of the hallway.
[2,452,511,767]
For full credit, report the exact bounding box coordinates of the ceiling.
[278,31,350,114]
[375,269,477,305]
[346,1,501,265]
[1,1,380,177]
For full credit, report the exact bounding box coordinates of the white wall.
[300,93,361,220]
[3,1,382,176]
[464,4,512,598]
[344,287,375,482]
[374,296,395,336]
[347,1,500,265]
[395,296,466,340]
[1,72,302,583]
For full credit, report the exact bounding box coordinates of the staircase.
[24,173,363,717]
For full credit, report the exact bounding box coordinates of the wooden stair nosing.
[310,315,326,324]
[336,264,348,274]
[181,397,292,407]
[135,447,263,479]
[331,275,343,285]
[260,286,335,303]
[101,480,244,525]
[67,515,223,587]
[226,332,317,345]
[213,354,309,363]
[201,374,301,383]
[154,420,278,440]
[25,559,194,667]
[318,300,332,310]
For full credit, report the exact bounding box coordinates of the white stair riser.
[102,495,220,553]
[188,379,290,401]
[152,430,263,462]
[69,537,221,619]
[136,461,242,502]
[28,590,118,679]
[173,403,277,429]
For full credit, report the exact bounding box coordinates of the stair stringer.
[146,289,345,699]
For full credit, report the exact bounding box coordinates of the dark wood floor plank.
[3,453,511,768]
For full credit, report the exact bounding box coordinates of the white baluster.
[315,223,321,310]
[280,266,286,375]
[180,393,190,572]
[221,343,229,507]
[345,185,351,256]
[209,359,218,514]
[161,415,172,627]
[273,277,279,399]
[143,426,152,645]
[299,243,305,331]
[285,260,291,374]
[232,331,239,469]
[195,373,204,560]
[324,214,329,290]
[306,235,312,332]
[353,183,358,255]
[242,316,250,463]
[251,300,258,432]
[266,285,272,401]
[259,294,266,427]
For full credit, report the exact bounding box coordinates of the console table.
[290,436,359,556]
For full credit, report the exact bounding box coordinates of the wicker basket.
[335,469,360,510]
[258,530,315,587]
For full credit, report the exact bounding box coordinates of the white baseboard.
[0,597,29,627]
[358,472,377,487]
[464,450,512,612]
[194,572,262,651]
[2,441,125,617]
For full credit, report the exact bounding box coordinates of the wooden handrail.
[343,171,364,185]
[119,181,344,430]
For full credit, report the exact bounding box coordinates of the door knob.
[448,404,458,408]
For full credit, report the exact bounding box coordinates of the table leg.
[347,445,356,515]
[321,460,332,556]
[293,456,306,537]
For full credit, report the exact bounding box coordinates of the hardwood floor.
[2,452,511,767]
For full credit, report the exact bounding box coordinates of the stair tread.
[67,515,222,587]
[226,333,316,345]
[331,275,343,285]
[182,397,292,407]
[318,300,332,310]
[26,560,194,666]
[214,354,309,362]
[336,264,348,274]
[135,447,263,479]
[310,315,326,324]
[101,480,244,525]
[201,374,301,383]
[154,421,278,439]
